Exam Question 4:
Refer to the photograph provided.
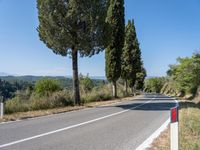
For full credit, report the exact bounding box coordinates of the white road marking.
[0,99,153,148]
[135,118,170,150]
[0,96,142,125]
[135,96,179,150]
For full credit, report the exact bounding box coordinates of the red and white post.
[0,96,4,119]
[170,106,179,150]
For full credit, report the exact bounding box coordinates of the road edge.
[135,97,179,150]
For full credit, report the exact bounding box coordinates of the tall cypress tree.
[105,0,125,97]
[121,20,134,95]
[136,66,147,90]
[128,20,142,92]
[37,0,108,104]
[121,20,143,94]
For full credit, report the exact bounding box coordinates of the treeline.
[0,79,33,100]
[4,76,124,114]
[0,76,105,100]
[144,53,200,99]
[37,0,146,104]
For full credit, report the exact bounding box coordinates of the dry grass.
[148,126,170,150]
[149,100,200,150]
[0,96,140,123]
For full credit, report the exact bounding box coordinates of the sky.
[0,0,200,77]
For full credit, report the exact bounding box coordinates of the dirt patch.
[147,126,170,150]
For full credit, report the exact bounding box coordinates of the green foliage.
[135,67,147,90]
[30,90,73,110]
[5,97,30,114]
[37,0,108,56]
[79,75,94,93]
[121,20,144,89]
[144,77,166,93]
[105,0,125,83]
[167,53,200,94]
[81,84,112,103]
[0,79,33,100]
[5,90,73,114]
[37,0,109,104]
[34,79,61,96]
[105,0,125,97]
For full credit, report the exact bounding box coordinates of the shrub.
[144,77,166,93]
[81,84,113,103]
[30,90,73,110]
[5,90,73,114]
[34,78,61,96]
[80,75,94,93]
[5,97,30,114]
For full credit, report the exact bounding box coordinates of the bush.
[5,97,30,114]
[34,78,62,96]
[30,90,73,110]
[5,90,73,114]
[144,77,166,93]
[81,84,113,103]
[167,53,200,95]
[80,75,94,93]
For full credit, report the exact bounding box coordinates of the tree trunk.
[131,87,136,96]
[112,81,117,98]
[72,47,81,105]
[124,79,128,96]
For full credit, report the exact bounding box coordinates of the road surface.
[0,94,176,150]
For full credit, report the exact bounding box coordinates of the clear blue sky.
[0,0,200,77]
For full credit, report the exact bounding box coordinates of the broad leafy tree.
[37,0,108,104]
[105,0,125,97]
[167,53,200,94]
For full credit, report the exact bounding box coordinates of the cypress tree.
[121,19,143,94]
[121,20,134,95]
[37,0,108,104]
[105,0,125,97]
[136,66,147,90]
[128,20,142,93]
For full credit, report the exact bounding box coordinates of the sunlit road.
[0,94,176,150]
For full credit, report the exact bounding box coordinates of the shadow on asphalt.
[179,101,200,109]
[115,102,177,111]
[99,99,177,111]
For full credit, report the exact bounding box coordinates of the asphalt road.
[0,94,176,150]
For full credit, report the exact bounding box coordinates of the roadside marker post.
[170,105,179,150]
[0,96,4,119]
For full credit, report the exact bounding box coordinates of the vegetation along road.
[0,94,176,150]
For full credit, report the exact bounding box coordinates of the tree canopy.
[167,53,200,94]
[121,20,144,92]
[37,0,108,57]
[37,0,109,104]
[105,0,125,97]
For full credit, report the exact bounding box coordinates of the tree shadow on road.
[178,101,200,109]
[99,100,177,111]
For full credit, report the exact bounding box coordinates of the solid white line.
[0,100,153,148]
[135,118,170,150]
[0,96,142,125]
[135,96,179,150]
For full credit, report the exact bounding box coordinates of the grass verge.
[149,100,200,150]
[0,96,139,123]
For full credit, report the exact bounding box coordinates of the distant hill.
[0,72,11,76]
[0,75,106,90]
[0,75,68,82]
